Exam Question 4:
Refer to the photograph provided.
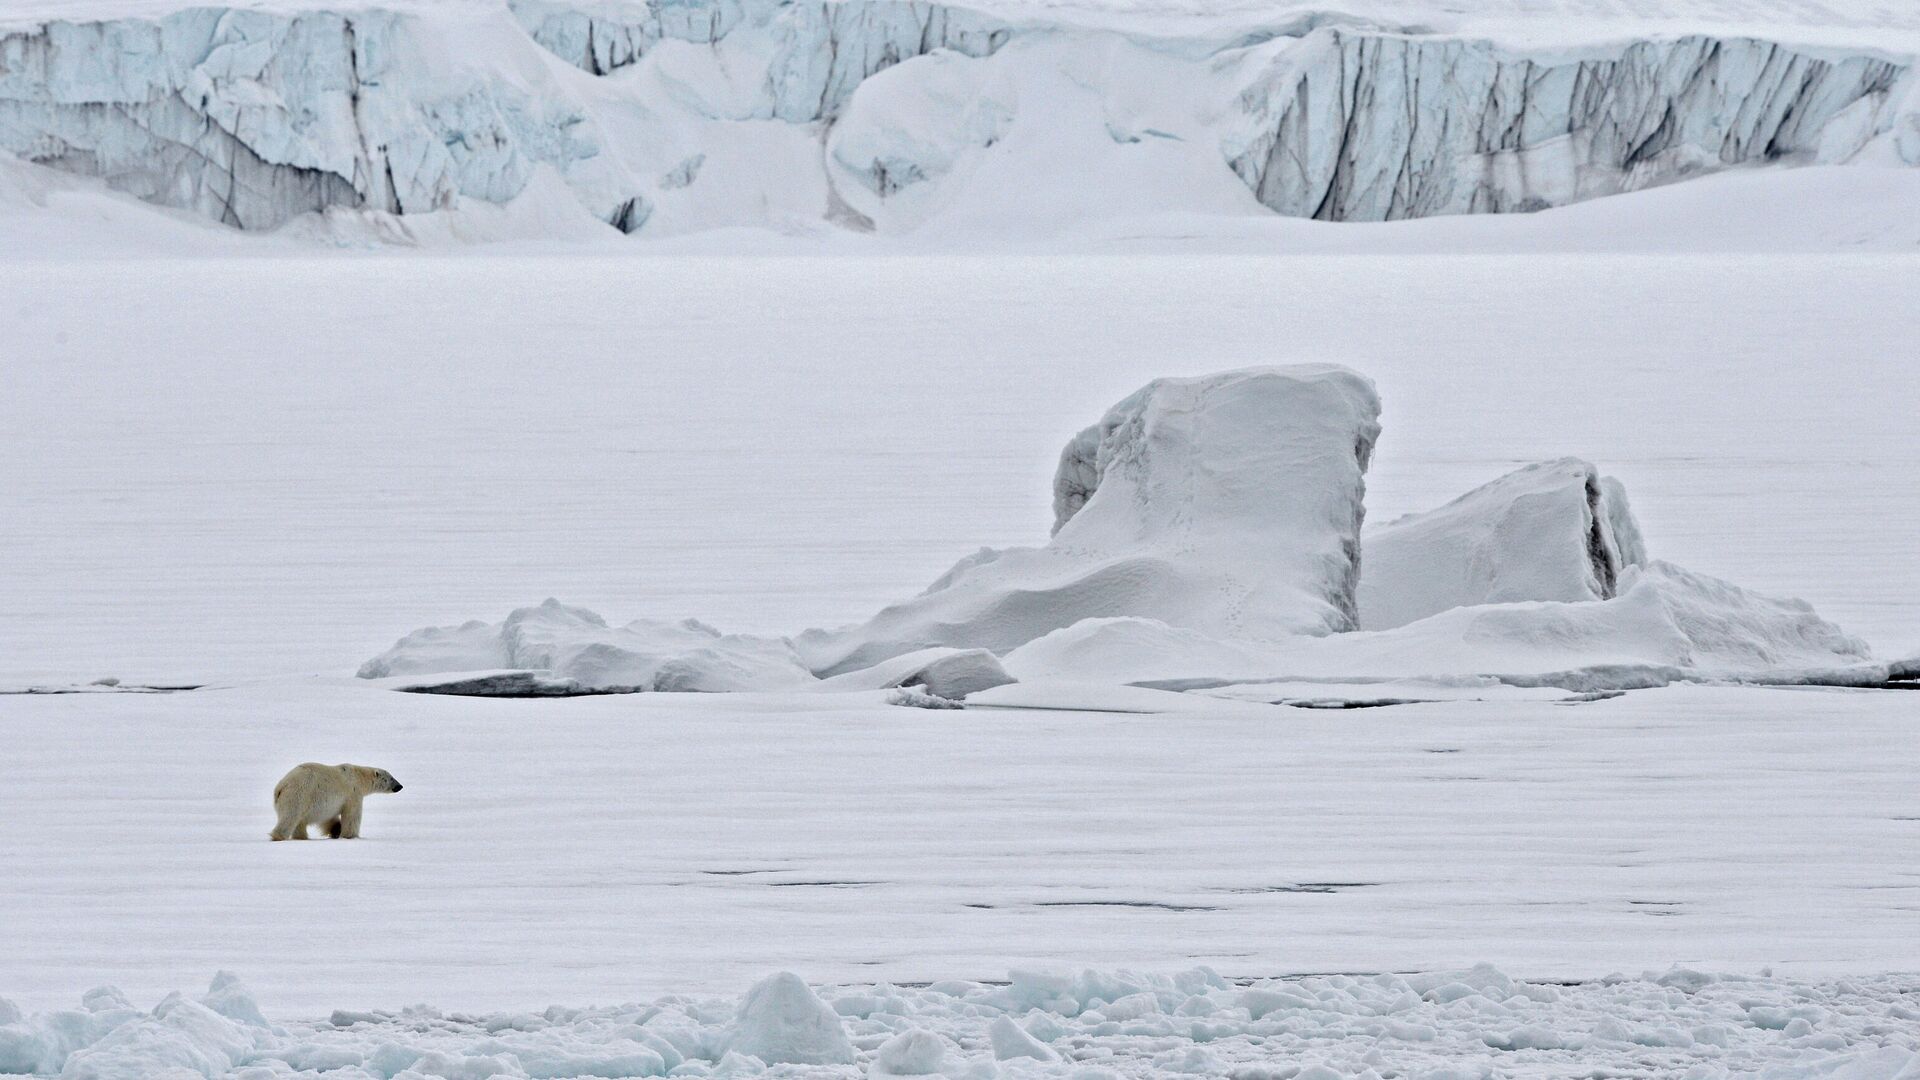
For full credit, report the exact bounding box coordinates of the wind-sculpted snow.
[1,1,1913,234]
[0,8,641,231]
[795,366,1382,675]
[1228,31,1911,220]
[1359,458,1645,630]
[5,967,1920,1079]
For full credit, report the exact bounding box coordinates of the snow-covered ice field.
[7,680,1920,1013]
[6,169,1920,1077]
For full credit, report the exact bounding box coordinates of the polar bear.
[269,763,404,841]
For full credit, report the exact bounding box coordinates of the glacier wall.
[0,8,640,230]
[0,0,1913,235]
[1228,31,1911,220]
[510,0,1011,120]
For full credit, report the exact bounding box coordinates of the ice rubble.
[1,0,1915,236]
[5,966,1920,1080]
[795,365,1383,675]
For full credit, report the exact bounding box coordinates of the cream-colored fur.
[269,762,403,841]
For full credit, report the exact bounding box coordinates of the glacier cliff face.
[0,8,641,230]
[1227,31,1910,220]
[0,0,1913,235]
[511,0,1010,121]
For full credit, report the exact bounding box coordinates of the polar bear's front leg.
[339,798,364,839]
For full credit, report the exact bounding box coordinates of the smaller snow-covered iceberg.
[796,365,1382,675]
[1360,458,1646,631]
[359,598,815,693]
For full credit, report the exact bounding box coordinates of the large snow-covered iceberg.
[1,0,1913,236]
[356,365,1890,696]
[795,365,1382,675]
[1360,458,1647,631]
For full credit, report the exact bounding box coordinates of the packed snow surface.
[795,366,1381,676]
[6,966,1920,1079]
[6,681,1920,1030]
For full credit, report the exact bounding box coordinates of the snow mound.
[358,598,814,692]
[869,1028,949,1076]
[1007,560,1875,690]
[1360,458,1646,630]
[728,972,856,1066]
[797,365,1382,675]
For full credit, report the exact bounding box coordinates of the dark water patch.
[1217,882,1380,894]
[396,672,632,697]
[765,880,884,889]
[1034,900,1221,912]
[1282,697,1431,709]
[5,683,202,695]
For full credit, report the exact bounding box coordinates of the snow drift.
[1359,457,1647,631]
[1,0,1914,237]
[795,365,1383,675]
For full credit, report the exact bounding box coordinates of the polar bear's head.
[342,764,404,795]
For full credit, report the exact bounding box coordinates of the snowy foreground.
[8,681,1920,1015]
[8,965,1920,1080]
[5,680,1920,1076]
